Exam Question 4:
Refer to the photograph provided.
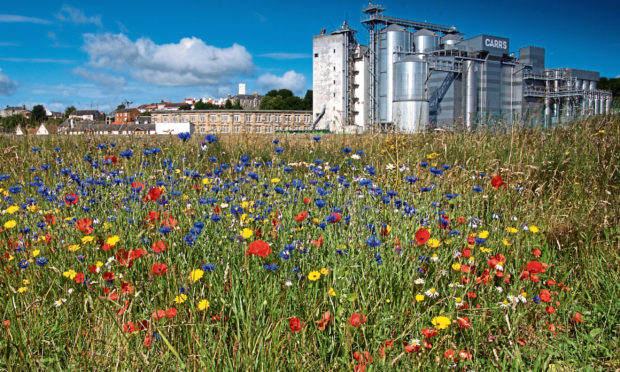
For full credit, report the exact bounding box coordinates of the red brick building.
[112,108,141,124]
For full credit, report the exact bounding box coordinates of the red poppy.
[131,182,144,191]
[3,320,10,327]
[572,312,583,324]
[152,263,168,275]
[121,282,135,295]
[526,260,546,274]
[76,218,93,235]
[348,313,367,327]
[104,155,117,163]
[289,317,302,332]
[44,214,56,225]
[311,235,323,247]
[214,205,221,214]
[74,272,85,284]
[294,211,308,222]
[404,344,421,353]
[545,306,555,314]
[152,240,167,253]
[533,248,541,257]
[457,317,472,329]
[353,351,373,365]
[443,349,457,361]
[102,272,115,281]
[166,308,177,318]
[146,211,160,222]
[143,333,153,347]
[116,300,130,315]
[64,193,79,205]
[491,175,506,190]
[89,265,98,274]
[315,311,332,331]
[421,328,437,338]
[246,240,271,258]
[415,228,430,245]
[539,289,552,303]
[329,212,341,223]
[457,216,466,224]
[152,309,166,320]
[303,197,311,204]
[143,187,162,202]
[462,247,471,258]
[458,350,472,360]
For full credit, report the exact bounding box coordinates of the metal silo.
[464,60,478,130]
[594,93,600,115]
[378,24,413,123]
[392,55,429,132]
[413,29,440,53]
[441,34,463,49]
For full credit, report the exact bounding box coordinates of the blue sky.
[0,0,618,113]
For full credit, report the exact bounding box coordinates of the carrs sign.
[484,38,508,50]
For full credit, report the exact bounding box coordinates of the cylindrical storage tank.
[605,96,611,114]
[594,94,600,115]
[441,34,463,49]
[392,55,429,133]
[589,81,596,91]
[464,60,477,130]
[582,80,589,91]
[380,24,413,123]
[413,29,440,54]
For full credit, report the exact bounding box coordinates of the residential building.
[112,108,140,124]
[136,115,152,125]
[151,109,313,134]
[0,105,29,118]
[69,110,103,121]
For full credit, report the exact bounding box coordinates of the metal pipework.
[464,60,477,130]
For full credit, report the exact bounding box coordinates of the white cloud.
[0,68,17,95]
[259,53,311,60]
[72,67,126,88]
[55,5,102,27]
[81,33,254,87]
[257,70,306,94]
[0,14,51,24]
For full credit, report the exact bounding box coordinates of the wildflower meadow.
[0,116,618,371]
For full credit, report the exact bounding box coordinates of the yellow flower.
[320,268,329,275]
[3,220,16,229]
[22,279,30,285]
[415,293,425,302]
[68,245,81,252]
[426,152,440,160]
[328,287,337,296]
[17,287,27,293]
[27,204,38,212]
[197,299,210,311]
[63,270,77,279]
[5,205,19,214]
[174,294,188,304]
[427,239,441,248]
[502,239,512,246]
[529,225,539,233]
[451,263,461,271]
[81,236,94,244]
[96,261,104,268]
[478,230,489,239]
[240,228,253,239]
[241,201,250,209]
[106,235,120,246]
[506,227,518,234]
[32,250,40,257]
[270,178,280,183]
[189,269,204,283]
[202,177,212,185]
[479,247,492,253]
[308,271,321,281]
[431,316,451,330]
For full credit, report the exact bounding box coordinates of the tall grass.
[0,115,617,371]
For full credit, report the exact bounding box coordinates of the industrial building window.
[190,115,196,122]
[266,114,272,122]
[275,115,281,123]
[304,115,311,123]
[233,114,240,122]
[221,126,229,133]
[245,114,252,122]
[233,126,239,133]
[210,115,217,122]
[182,115,187,122]
[284,115,290,123]
[294,115,300,123]
[199,115,205,122]
[256,114,262,123]
[199,126,206,133]
[163,116,168,123]
[221,115,229,123]
[265,126,271,133]
[314,53,318,57]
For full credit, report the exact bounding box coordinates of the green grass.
[0,115,618,371]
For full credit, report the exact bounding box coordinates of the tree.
[64,106,76,118]
[232,99,242,110]
[179,103,192,110]
[116,104,126,110]
[303,90,313,110]
[31,105,46,123]
[0,114,24,130]
[224,99,233,109]
[259,90,309,111]
[141,111,151,116]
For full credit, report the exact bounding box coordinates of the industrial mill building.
[312,3,613,132]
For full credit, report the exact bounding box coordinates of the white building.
[312,21,368,133]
